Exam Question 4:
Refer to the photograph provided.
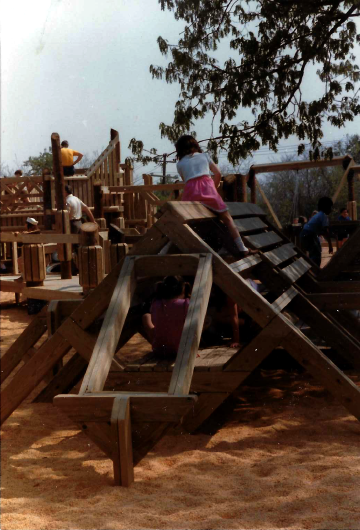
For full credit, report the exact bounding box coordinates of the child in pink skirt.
[142,276,191,357]
[176,135,251,257]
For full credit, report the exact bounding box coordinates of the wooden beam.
[307,292,360,311]
[0,233,79,244]
[317,226,360,281]
[134,254,200,278]
[252,156,351,175]
[103,183,185,194]
[79,257,136,394]
[332,159,356,203]
[168,254,213,395]
[256,179,282,229]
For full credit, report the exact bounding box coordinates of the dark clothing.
[70,219,82,234]
[337,214,351,241]
[300,229,322,267]
[63,165,75,176]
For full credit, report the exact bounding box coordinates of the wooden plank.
[111,397,134,487]
[318,281,360,293]
[308,293,360,311]
[271,287,298,314]
[33,352,87,403]
[168,254,213,395]
[105,370,243,393]
[134,254,200,278]
[234,217,267,233]
[54,394,196,423]
[279,258,312,284]
[263,243,298,266]
[105,183,185,194]
[256,179,283,229]
[283,323,360,421]
[79,257,136,393]
[252,156,350,174]
[0,307,47,384]
[155,211,276,327]
[244,231,282,249]
[226,202,265,218]
[1,334,71,425]
[230,254,262,274]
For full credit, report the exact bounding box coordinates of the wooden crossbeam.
[308,293,360,311]
[252,156,351,174]
[168,254,213,395]
[0,233,79,244]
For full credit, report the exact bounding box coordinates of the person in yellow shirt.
[61,140,83,176]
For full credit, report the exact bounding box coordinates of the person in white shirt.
[65,185,95,234]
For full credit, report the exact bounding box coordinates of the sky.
[1,0,360,182]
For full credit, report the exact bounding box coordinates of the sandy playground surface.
[1,288,360,530]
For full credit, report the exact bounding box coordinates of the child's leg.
[218,211,249,252]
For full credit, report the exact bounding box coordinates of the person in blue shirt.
[337,207,351,248]
[300,197,333,267]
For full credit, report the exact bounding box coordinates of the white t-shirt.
[66,194,85,220]
[176,152,214,183]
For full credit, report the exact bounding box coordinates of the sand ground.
[1,278,360,530]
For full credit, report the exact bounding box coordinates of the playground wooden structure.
[1,199,360,488]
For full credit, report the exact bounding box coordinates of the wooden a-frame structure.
[1,201,360,487]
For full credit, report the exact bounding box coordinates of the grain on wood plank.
[111,397,134,487]
[263,243,297,266]
[168,254,213,395]
[234,217,267,233]
[280,257,312,283]
[226,202,265,218]
[271,286,298,314]
[230,254,262,273]
[244,231,283,249]
[79,257,136,393]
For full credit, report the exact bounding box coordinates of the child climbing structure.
[1,201,360,487]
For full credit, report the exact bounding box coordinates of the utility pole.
[162,154,167,184]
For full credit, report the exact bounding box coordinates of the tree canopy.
[131,0,360,164]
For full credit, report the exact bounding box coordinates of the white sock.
[234,236,248,252]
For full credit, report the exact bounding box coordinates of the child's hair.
[155,276,191,300]
[14,169,23,176]
[65,185,73,194]
[340,207,348,214]
[175,135,202,160]
[317,197,333,212]
[61,140,69,148]
[298,216,307,225]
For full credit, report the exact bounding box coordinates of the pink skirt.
[182,175,228,213]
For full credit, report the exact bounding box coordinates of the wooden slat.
[244,231,282,249]
[168,254,213,395]
[79,258,136,393]
[263,243,298,266]
[234,217,267,233]
[271,287,298,314]
[226,202,265,218]
[280,258,312,284]
[230,254,262,273]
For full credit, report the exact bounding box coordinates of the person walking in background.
[300,197,333,267]
[61,140,83,176]
[337,207,351,248]
[65,185,95,234]
[175,135,253,258]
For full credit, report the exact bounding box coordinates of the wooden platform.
[0,274,83,300]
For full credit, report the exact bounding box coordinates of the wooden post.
[52,132,72,279]
[111,128,121,172]
[347,169,357,220]
[247,168,256,204]
[236,174,247,202]
[93,182,106,228]
[110,243,128,270]
[42,168,53,230]
[113,217,125,230]
[55,210,72,279]
[78,223,104,295]
[22,244,46,286]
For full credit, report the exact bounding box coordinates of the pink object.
[150,298,190,356]
[181,175,228,213]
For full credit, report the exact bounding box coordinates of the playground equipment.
[1,200,359,488]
